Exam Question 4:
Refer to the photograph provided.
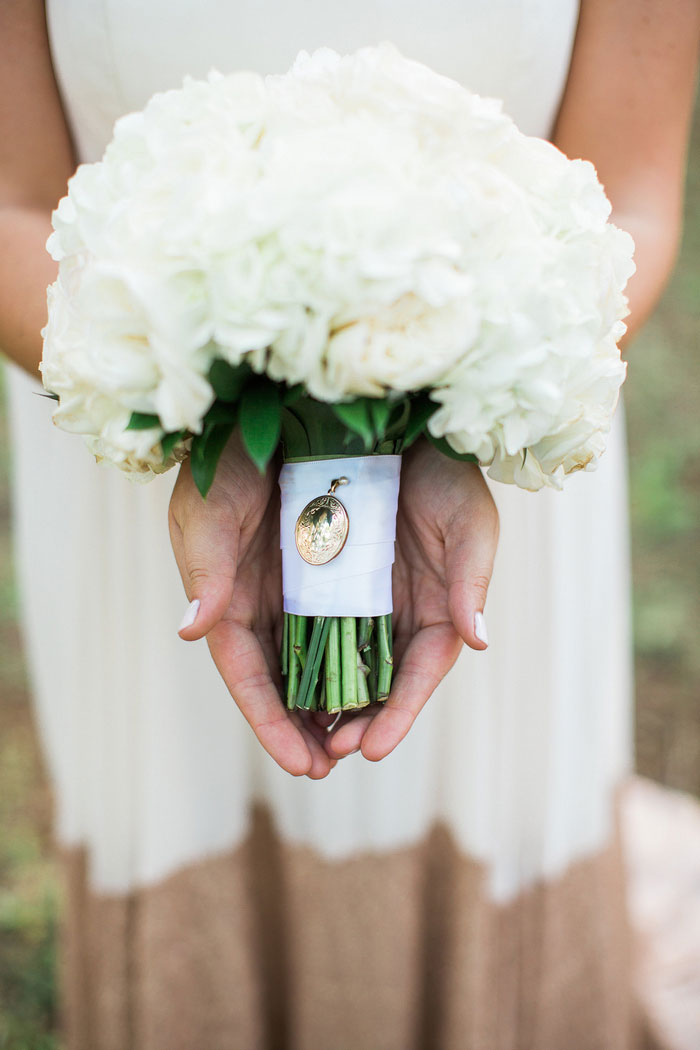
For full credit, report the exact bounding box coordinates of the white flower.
[42,43,634,487]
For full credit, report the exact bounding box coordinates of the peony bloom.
[42,43,634,490]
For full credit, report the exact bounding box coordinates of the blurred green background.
[627,99,700,797]
[1,98,699,1050]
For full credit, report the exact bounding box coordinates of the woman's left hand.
[325,438,499,761]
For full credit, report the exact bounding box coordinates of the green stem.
[297,616,330,710]
[358,617,373,651]
[357,654,371,708]
[286,614,301,709]
[293,615,307,672]
[340,617,358,710]
[281,612,289,677]
[377,614,393,700]
[325,618,342,714]
[366,639,377,703]
[359,617,376,700]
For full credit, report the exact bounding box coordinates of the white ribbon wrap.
[279,455,402,617]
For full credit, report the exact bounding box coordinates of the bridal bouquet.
[41,44,635,712]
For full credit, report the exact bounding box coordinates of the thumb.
[444,508,498,651]
[169,499,239,641]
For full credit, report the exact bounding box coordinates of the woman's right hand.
[325,440,498,763]
[168,431,336,780]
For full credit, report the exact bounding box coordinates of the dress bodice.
[46,0,579,163]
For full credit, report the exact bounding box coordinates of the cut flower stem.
[282,611,393,712]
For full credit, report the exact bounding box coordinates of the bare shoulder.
[0,0,75,207]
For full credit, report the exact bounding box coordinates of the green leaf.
[282,384,305,406]
[283,396,366,458]
[190,421,236,498]
[161,430,187,461]
[208,359,251,402]
[331,399,374,450]
[385,397,411,435]
[426,432,479,464]
[126,411,161,431]
[239,380,282,472]
[403,395,438,449]
[36,391,59,401]
[369,398,391,440]
[203,400,238,425]
[280,407,311,459]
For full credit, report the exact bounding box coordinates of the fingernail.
[474,611,488,646]
[179,599,200,632]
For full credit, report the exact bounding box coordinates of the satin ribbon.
[279,455,402,616]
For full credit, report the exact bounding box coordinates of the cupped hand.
[169,431,498,777]
[325,438,499,762]
[168,431,335,780]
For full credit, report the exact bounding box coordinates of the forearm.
[552,0,700,346]
[605,208,681,345]
[0,205,56,378]
[0,1,76,378]
[554,105,692,348]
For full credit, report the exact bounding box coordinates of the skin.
[170,434,498,776]
[1,1,699,778]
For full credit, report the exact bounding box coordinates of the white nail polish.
[179,598,200,632]
[474,611,488,646]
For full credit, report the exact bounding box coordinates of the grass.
[0,90,698,1050]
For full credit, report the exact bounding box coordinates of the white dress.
[6,1,636,1047]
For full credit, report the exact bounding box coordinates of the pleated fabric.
[58,808,637,1050]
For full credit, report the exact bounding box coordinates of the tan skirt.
[62,778,700,1050]
[60,802,638,1050]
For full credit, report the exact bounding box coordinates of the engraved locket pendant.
[294,477,350,565]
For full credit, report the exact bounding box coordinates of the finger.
[326,711,375,758]
[208,620,315,777]
[290,712,338,778]
[444,503,498,651]
[301,712,336,745]
[310,711,339,730]
[360,622,462,762]
[169,495,239,641]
